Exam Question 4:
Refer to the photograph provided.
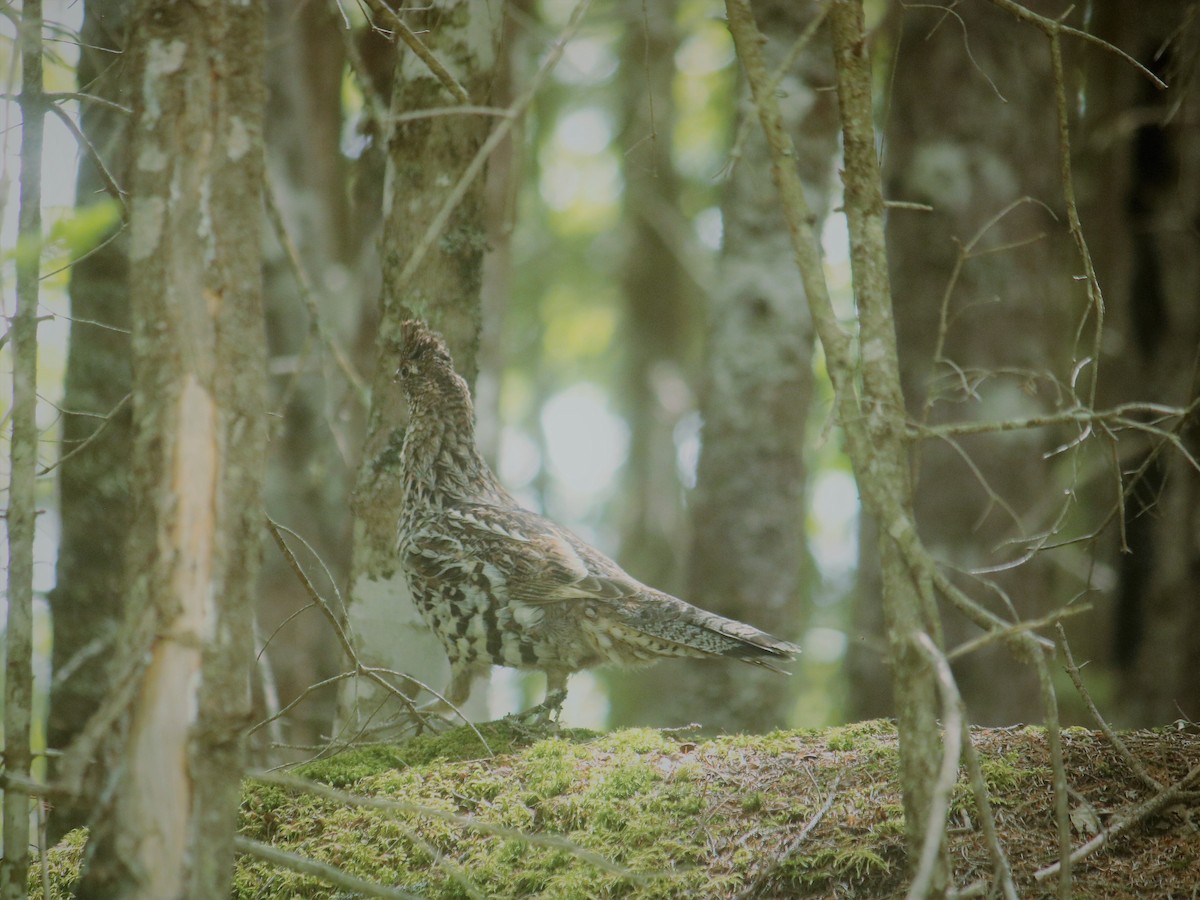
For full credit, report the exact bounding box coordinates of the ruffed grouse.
[396,319,800,716]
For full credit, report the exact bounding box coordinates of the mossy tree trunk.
[1,0,44,894]
[341,2,503,726]
[76,1,268,896]
[46,0,134,843]
[727,0,951,886]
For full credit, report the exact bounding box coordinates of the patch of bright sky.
[694,205,722,252]
[540,382,629,498]
[809,469,859,586]
[555,106,612,155]
[555,34,619,86]
[539,153,622,220]
[673,410,701,490]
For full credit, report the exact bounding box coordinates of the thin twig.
[38,392,131,475]
[1056,625,1162,791]
[45,101,127,214]
[1033,760,1200,882]
[959,726,1019,900]
[733,774,842,900]
[720,0,833,181]
[393,0,592,293]
[265,517,493,755]
[361,0,472,103]
[1031,648,1072,898]
[908,633,963,900]
[987,0,1168,90]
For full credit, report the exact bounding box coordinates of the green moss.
[779,846,892,889]
[741,791,765,813]
[27,828,87,899]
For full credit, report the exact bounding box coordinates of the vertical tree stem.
[726,0,948,889]
[1,1,44,896]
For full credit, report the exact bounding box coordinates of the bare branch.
[1033,759,1200,882]
[907,633,963,900]
[361,0,471,103]
[393,0,592,293]
[38,392,131,476]
[987,0,1169,90]
[1057,626,1163,792]
[45,101,127,215]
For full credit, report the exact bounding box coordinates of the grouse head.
[396,319,472,413]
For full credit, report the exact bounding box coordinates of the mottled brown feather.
[395,319,800,711]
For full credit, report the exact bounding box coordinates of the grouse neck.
[401,397,507,506]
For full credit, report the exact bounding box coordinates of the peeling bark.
[77,1,267,896]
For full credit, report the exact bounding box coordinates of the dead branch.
[360,0,472,103]
[1033,759,1200,882]
[393,0,592,294]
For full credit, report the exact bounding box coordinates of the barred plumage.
[396,319,800,714]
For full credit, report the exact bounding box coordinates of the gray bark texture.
[76,1,268,896]
[1082,3,1200,725]
[622,1,836,732]
[851,0,1076,724]
[341,1,503,727]
[46,0,134,842]
[2,0,44,894]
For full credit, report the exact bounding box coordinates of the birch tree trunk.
[76,1,267,895]
[341,2,502,727]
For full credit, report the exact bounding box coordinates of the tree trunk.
[46,0,134,842]
[341,2,502,727]
[625,0,837,731]
[850,0,1076,724]
[1082,3,1200,726]
[76,1,267,896]
[1,1,44,894]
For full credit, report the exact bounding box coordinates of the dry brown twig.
[262,176,369,408]
[393,0,592,295]
[263,516,494,756]
[359,0,472,103]
[1033,759,1200,883]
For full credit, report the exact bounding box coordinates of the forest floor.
[33,718,1200,898]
